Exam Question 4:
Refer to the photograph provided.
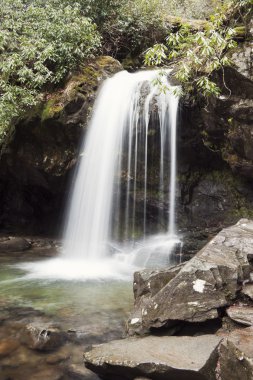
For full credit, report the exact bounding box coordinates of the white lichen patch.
[193,279,206,293]
[154,303,158,310]
[130,318,140,325]
[188,301,199,306]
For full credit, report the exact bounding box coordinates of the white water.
[17,69,180,281]
[63,69,180,264]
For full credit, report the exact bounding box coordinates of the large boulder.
[128,219,252,335]
[84,334,222,380]
[218,327,253,380]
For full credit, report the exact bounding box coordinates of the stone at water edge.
[0,237,31,253]
[133,264,184,301]
[218,327,253,380]
[128,219,252,334]
[84,334,222,380]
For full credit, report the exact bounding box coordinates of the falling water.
[62,69,180,268]
[15,70,180,281]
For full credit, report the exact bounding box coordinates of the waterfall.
[62,69,180,267]
[17,69,180,281]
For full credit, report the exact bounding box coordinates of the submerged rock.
[66,364,99,380]
[0,338,19,358]
[84,334,222,380]
[26,368,64,380]
[21,322,66,352]
[128,219,252,334]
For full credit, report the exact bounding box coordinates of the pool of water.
[0,253,133,380]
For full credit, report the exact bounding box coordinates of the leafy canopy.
[145,0,253,98]
[0,0,100,144]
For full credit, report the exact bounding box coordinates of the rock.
[0,339,19,358]
[26,368,64,380]
[46,352,70,365]
[21,322,66,351]
[226,306,253,326]
[241,283,253,300]
[231,42,253,81]
[128,219,252,334]
[133,264,184,300]
[218,327,253,380]
[0,237,31,253]
[66,364,99,380]
[200,39,253,181]
[84,334,222,380]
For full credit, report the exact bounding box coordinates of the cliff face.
[0,37,252,250]
[0,57,122,234]
[176,36,253,254]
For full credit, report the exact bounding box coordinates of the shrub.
[145,0,253,98]
[0,0,100,146]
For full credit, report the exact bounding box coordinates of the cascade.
[62,69,180,267]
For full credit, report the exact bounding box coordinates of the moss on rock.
[40,56,122,124]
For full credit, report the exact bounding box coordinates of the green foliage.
[0,0,100,145]
[94,0,168,58]
[145,0,253,99]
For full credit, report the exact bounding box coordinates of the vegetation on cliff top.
[0,0,251,147]
[145,0,253,98]
[0,0,100,146]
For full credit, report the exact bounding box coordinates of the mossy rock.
[40,56,122,124]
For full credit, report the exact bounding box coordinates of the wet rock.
[241,283,253,300]
[218,327,253,380]
[133,264,184,300]
[84,334,222,380]
[128,219,252,334]
[0,339,19,358]
[67,364,99,380]
[0,237,31,253]
[27,368,64,380]
[46,352,70,365]
[21,322,66,351]
[226,306,253,326]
